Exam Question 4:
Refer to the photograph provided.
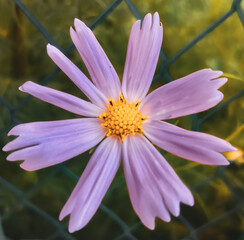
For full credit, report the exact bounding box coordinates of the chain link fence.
[0,0,244,239]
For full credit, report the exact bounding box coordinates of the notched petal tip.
[131,19,141,31]
[180,189,194,207]
[146,222,156,230]
[18,84,25,92]
[164,216,171,223]
[142,13,152,28]
[229,146,238,152]
[69,26,78,44]
[6,124,22,136]
[218,157,230,166]
[208,68,222,74]
[19,162,35,172]
[187,194,195,207]
[46,43,60,57]
[74,17,82,25]
[217,91,224,101]
[6,153,17,161]
[153,11,159,17]
[59,208,69,221]
[2,145,8,152]
[46,44,60,57]
[46,43,52,49]
[74,18,87,31]
[214,77,228,86]
[212,155,230,166]
[152,12,160,25]
[142,216,157,230]
[144,12,153,19]
[7,130,14,137]
[199,68,223,79]
[18,81,33,93]
[68,223,79,234]
[19,80,34,92]
[222,142,238,153]
[223,161,230,166]
[5,127,20,137]
[70,26,75,34]
[212,70,223,78]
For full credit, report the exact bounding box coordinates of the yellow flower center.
[99,94,147,141]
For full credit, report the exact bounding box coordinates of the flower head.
[3,12,236,232]
[99,94,147,141]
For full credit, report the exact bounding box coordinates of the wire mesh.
[0,0,244,239]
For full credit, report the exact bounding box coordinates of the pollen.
[99,94,147,141]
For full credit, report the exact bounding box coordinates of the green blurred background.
[0,0,244,239]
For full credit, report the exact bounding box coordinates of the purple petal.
[60,136,121,233]
[143,120,236,165]
[47,44,107,109]
[3,118,106,171]
[19,81,104,117]
[70,19,121,100]
[122,12,163,103]
[140,69,227,120]
[122,134,193,230]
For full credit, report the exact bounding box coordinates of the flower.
[3,12,236,233]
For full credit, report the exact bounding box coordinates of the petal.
[122,134,193,230]
[143,120,236,165]
[60,136,121,233]
[122,12,163,103]
[19,81,104,117]
[47,44,107,109]
[140,69,227,120]
[70,19,121,100]
[3,118,106,171]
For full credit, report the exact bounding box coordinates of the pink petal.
[122,12,163,103]
[140,69,227,120]
[3,118,106,171]
[122,134,193,230]
[47,44,107,109]
[143,120,236,165]
[19,81,104,117]
[70,19,121,100]
[59,136,121,233]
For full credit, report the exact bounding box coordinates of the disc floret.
[99,94,147,141]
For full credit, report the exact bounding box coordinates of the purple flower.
[3,12,236,232]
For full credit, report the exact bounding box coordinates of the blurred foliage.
[0,0,244,239]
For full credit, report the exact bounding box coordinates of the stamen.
[99,94,147,141]
[135,100,140,108]
[119,94,124,102]
[108,99,114,106]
